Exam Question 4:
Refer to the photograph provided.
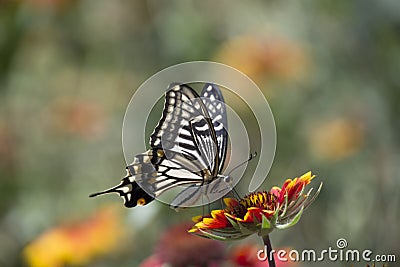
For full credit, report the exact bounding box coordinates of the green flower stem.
[262,235,276,267]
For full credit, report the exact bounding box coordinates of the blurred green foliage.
[0,0,399,266]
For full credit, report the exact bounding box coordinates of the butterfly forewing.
[200,84,229,174]
[149,84,218,175]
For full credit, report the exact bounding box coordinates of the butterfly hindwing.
[133,149,205,196]
[88,171,154,208]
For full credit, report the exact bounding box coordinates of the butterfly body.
[90,83,230,208]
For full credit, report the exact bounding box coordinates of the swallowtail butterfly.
[90,83,231,209]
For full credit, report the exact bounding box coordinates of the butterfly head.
[216,174,231,185]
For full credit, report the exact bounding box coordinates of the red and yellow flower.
[189,171,322,240]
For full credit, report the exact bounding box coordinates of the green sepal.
[280,193,289,217]
[237,221,256,235]
[225,214,255,235]
[261,212,272,229]
[276,205,304,230]
[271,207,279,226]
[257,212,274,236]
[194,228,231,241]
[225,215,241,231]
[196,228,252,241]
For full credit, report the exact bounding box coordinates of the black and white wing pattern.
[89,148,206,208]
[200,84,229,174]
[150,83,220,177]
[90,83,230,208]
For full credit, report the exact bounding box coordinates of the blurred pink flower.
[139,223,226,267]
[230,244,297,267]
[139,255,163,267]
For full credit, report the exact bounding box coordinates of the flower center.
[226,192,277,219]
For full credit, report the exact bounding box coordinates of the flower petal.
[223,198,239,208]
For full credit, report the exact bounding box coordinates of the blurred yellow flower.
[309,118,364,160]
[215,35,309,84]
[23,206,123,267]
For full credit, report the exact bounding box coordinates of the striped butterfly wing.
[146,83,228,207]
[200,83,229,174]
[149,83,219,177]
[165,84,231,208]
[90,149,205,207]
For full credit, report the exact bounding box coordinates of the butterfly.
[90,83,231,209]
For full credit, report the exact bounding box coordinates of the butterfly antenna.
[227,152,257,177]
[232,188,241,199]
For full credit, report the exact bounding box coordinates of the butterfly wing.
[169,84,231,209]
[150,83,219,178]
[200,83,229,174]
[90,149,205,207]
[89,173,154,208]
[132,149,206,196]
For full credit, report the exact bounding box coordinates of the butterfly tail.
[89,186,119,198]
[89,177,154,207]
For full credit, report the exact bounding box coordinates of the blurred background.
[0,0,399,266]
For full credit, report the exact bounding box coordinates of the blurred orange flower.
[215,35,309,84]
[23,206,123,267]
[309,118,364,161]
